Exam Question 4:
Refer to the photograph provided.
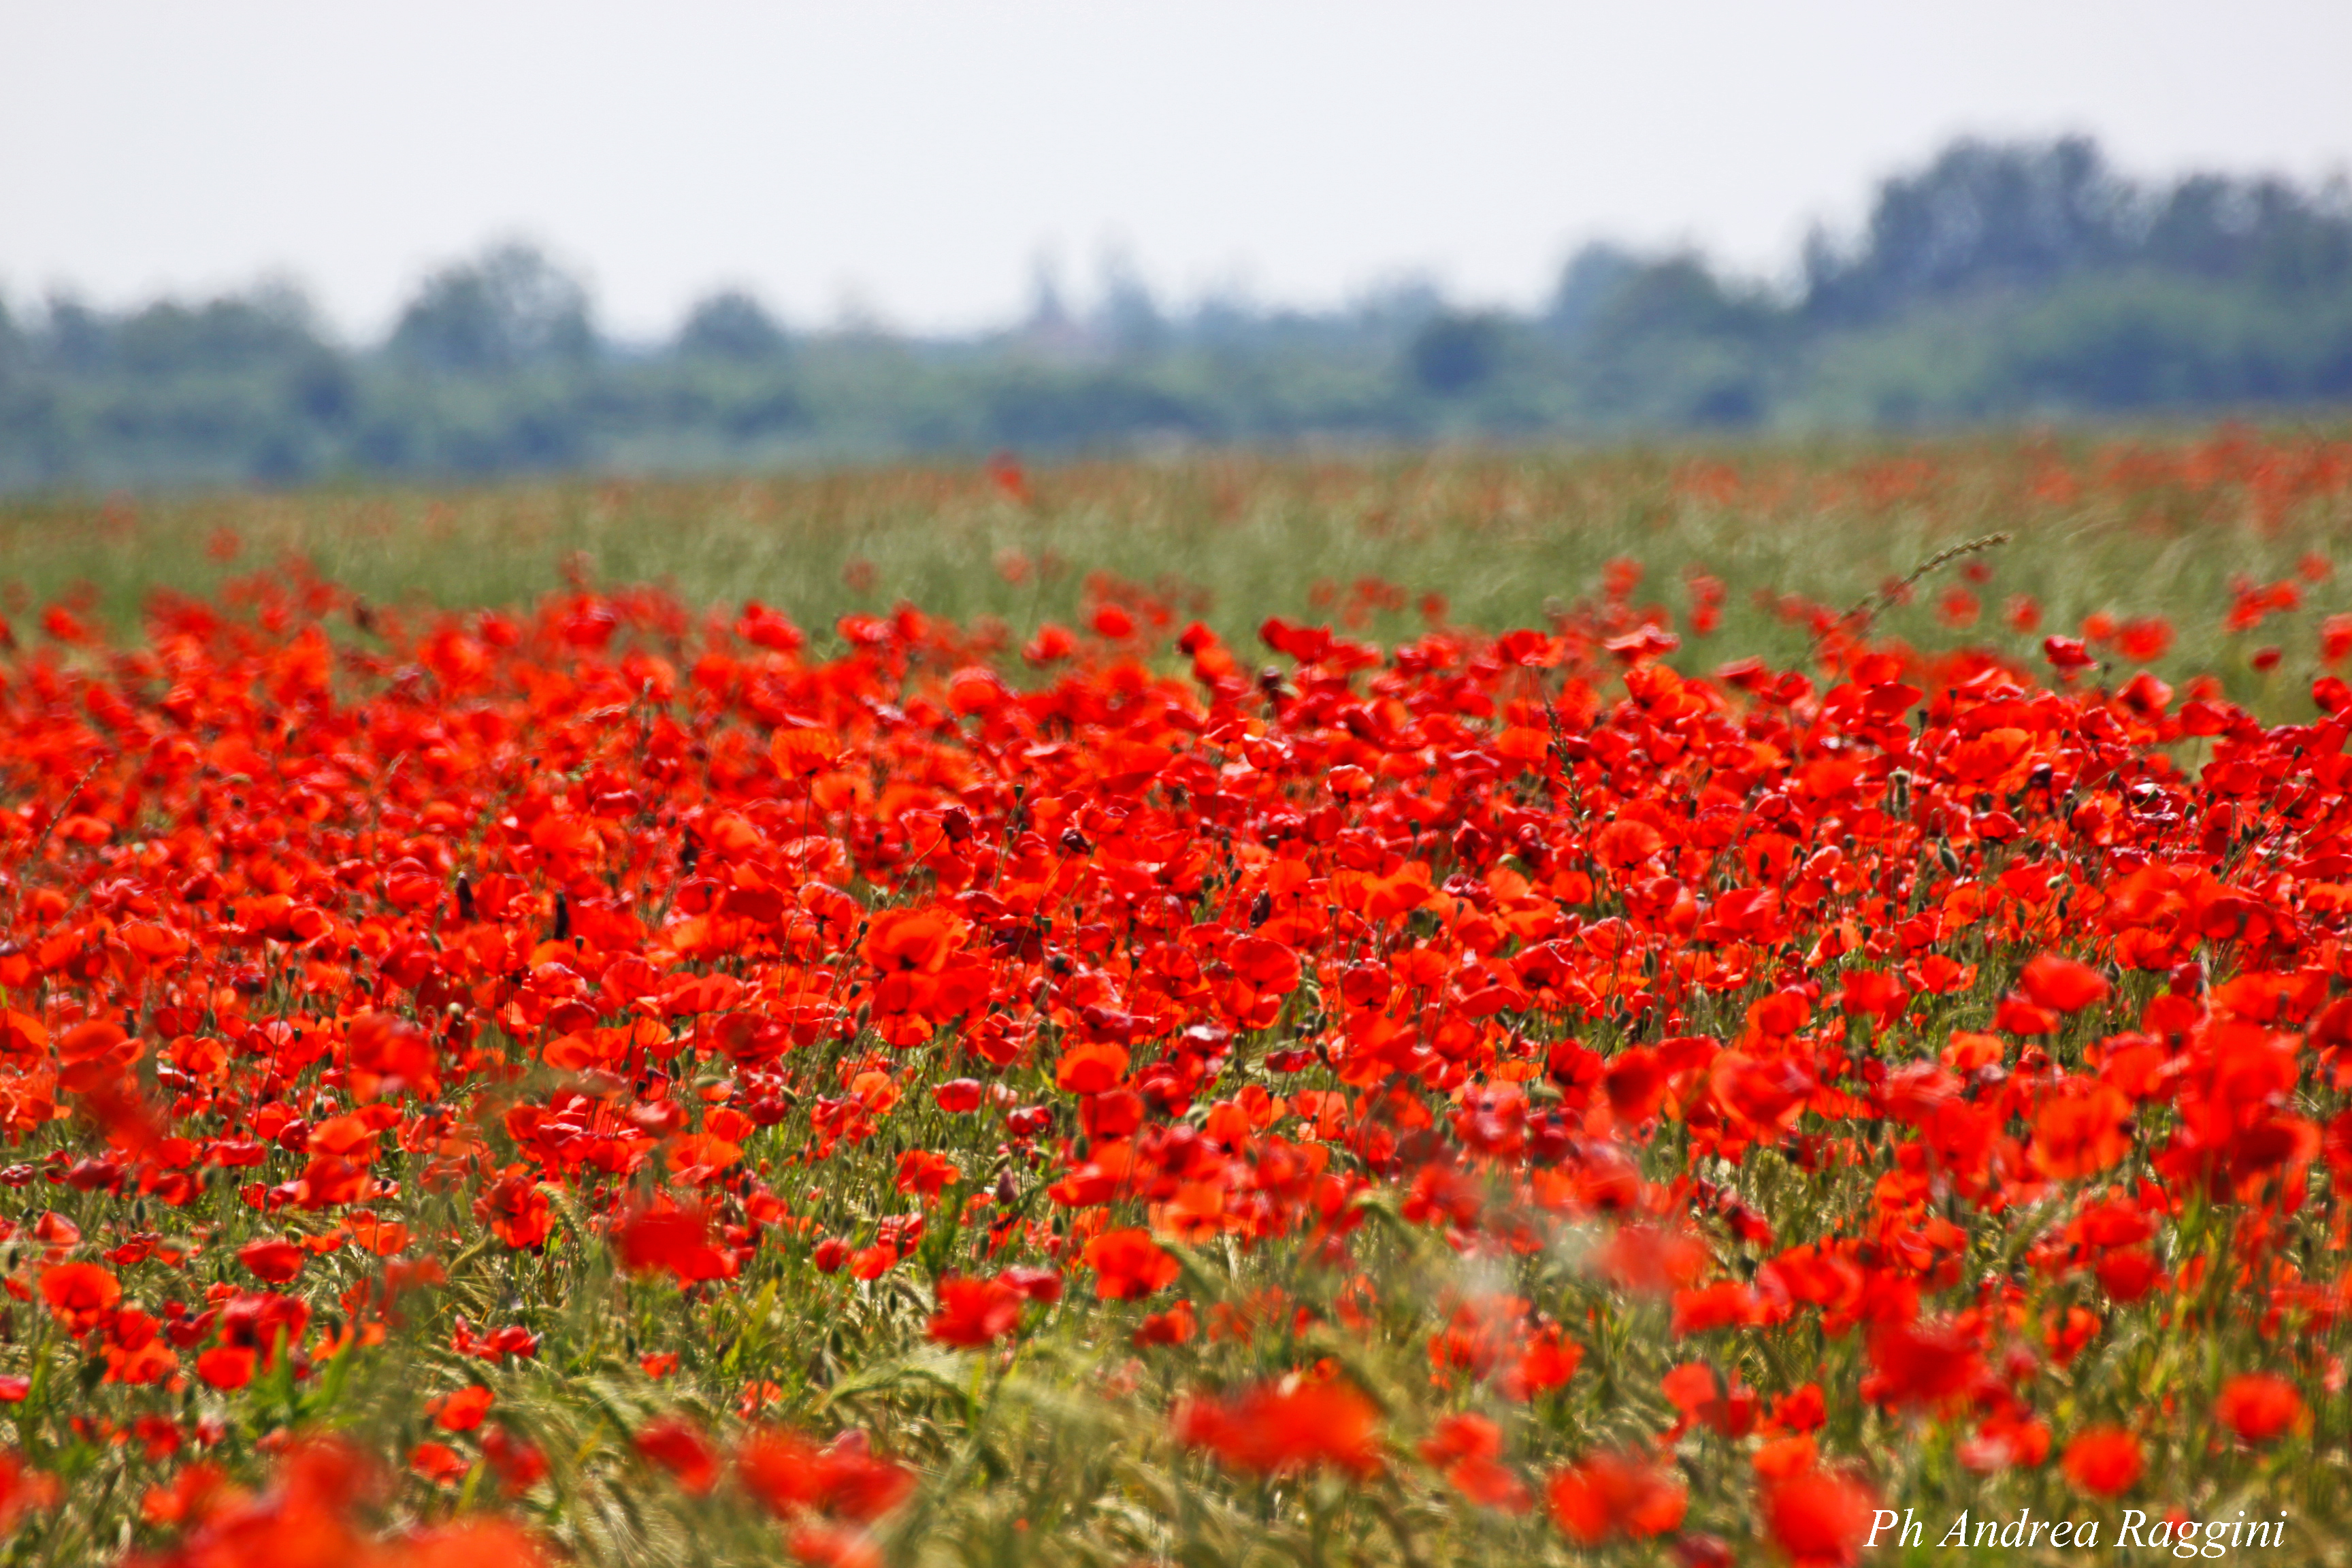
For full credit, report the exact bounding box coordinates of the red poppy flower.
[635,1416,721,1494]
[2094,1247,2165,1303]
[2215,1373,2304,1446]
[860,909,958,974]
[1000,1267,1062,1303]
[809,1435,915,1523]
[475,1175,555,1250]
[2060,1426,2144,1497]
[1865,1318,1983,1410]
[737,1426,826,1518]
[927,1276,1024,1349]
[1175,1376,1383,1479]
[2043,636,2094,669]
[2019,953,2110,1013]
[1083,1229,1179,1301]
[427,1385,495,1433]
[932,1079,983,1113]
[1055,1041,1130,1095]
[1420,1414,1530,1512]
[1545,1450,1687,1545]
[2031,1083,2134,1181]
[196,1345,257,1390]
[38,1262,120,1330]
[1132,1300,1197,1348]
[410,1441,471,1486]
[237,1238,306,1285]
[612,1203,734,1283]
[1761,1467,1878,1568]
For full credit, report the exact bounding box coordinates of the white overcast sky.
[3,1,2349,340]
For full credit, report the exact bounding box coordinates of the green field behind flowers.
[3,429,2348,713]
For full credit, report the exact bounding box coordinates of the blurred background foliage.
[3,135,2350,493]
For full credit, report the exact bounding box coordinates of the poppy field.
[4,429,2352,1566]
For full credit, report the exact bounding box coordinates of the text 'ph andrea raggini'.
[1869,1506,2290,1554]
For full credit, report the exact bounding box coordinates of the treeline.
[3,135,2350,491]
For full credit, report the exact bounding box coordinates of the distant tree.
[1806,137,2135,321]
[113,284,325,377]
[388,244,597,374]
[676,290,789,361]
[981,367,1200,447]
[1802,136,2352,331]
[1092,251,1166,357]
[283,351,359,425]
[39,295,113,374]
[10,131,2352,493]
[1188,289,1267,349]
[1022,257,1073,336]
[2141,174,2352,295]
[1548,244,1641,337]
[1353,280,1447,334]
[1586,257,1775,346]
[1407,312,1509,394]
[719,385,806,440]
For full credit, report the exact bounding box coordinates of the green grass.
[2,432,2345,710]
